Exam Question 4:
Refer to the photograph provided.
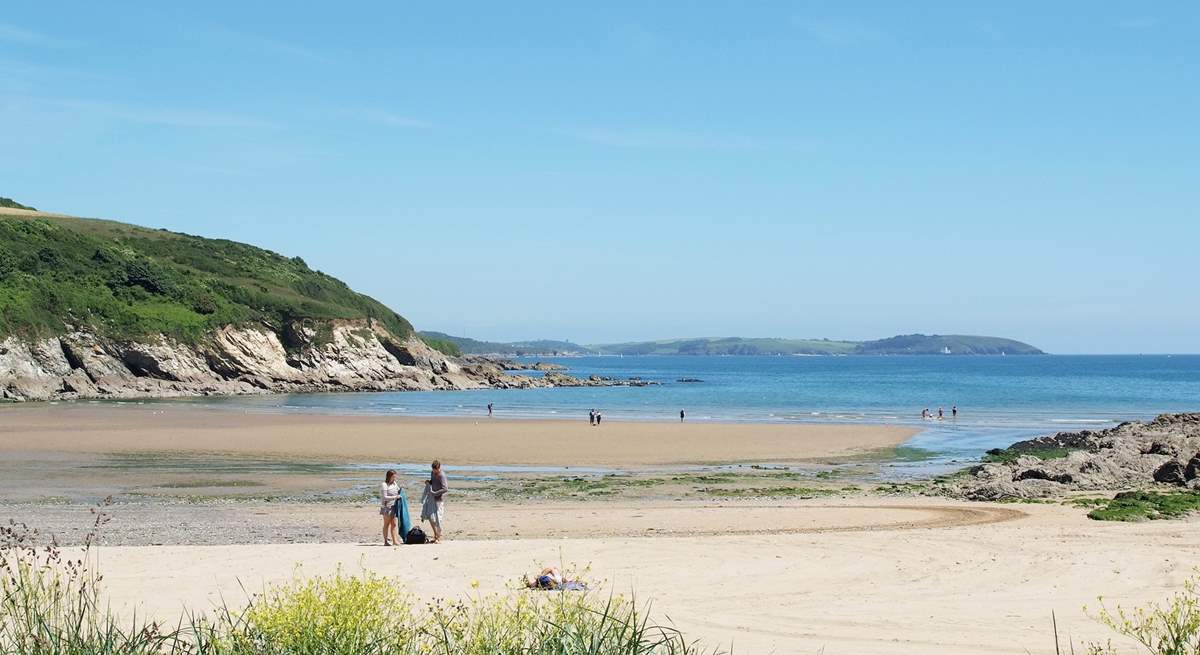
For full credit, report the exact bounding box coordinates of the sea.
[184,354,1200,476]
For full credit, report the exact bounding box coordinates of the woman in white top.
[380,469,401,546]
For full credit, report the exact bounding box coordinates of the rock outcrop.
[947,414,1200,500]
[0,320,617,401]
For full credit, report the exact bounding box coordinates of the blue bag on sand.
[394,488,413,538]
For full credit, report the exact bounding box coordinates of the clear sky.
[2,2,1197,353]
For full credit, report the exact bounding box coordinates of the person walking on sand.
[487,402,493,417]
[589,409,596,426]
[680,409,685,422]
[595,411,602,425]
[422,460,449,543]
[380,470,401,546]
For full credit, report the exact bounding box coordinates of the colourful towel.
[394,487,413,537]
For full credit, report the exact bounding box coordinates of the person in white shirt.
[380,469,401,546]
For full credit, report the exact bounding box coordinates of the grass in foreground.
[1081,490,1200,522]
[1083,573,1200,654]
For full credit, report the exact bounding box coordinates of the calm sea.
[186,355,1200,470]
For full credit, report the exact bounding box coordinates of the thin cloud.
[342,107,431,129]
[0,22,74,47]
[1115,17,1159,30]
[793,17,886,46]
[203,24,331,63]
[563,127,762,151]
[41,97,280,129]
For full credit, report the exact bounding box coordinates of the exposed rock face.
[0,320,611,401]
[948,413,1200,500]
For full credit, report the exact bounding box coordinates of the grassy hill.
[0,203,414,344]
[419,331,592,356]
[590,334,1044,356]
[854,334,1043,355]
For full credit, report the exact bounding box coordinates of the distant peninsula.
[417,331,587,357]
[421,332,1045,356]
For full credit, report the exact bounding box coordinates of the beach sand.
[0,403,916,465]
[89,497,1200,654]
[5,403,1197,653]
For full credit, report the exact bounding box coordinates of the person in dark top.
[952,405,957,419]
[487,402,493,417]
[589,409,596,426]
[680,409,685,422]
[423,460,449,543]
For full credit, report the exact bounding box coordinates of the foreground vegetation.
[1,507,720,655]
[1083,573,1200,654]
[0,206,412,342]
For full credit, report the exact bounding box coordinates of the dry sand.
[92,497,1200,655]
[0,404,916,465]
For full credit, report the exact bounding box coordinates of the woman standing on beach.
[380,469,401,546]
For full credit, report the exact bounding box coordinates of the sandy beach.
[87,498,1200,654]
[4,403,1198,653]
[0,403,916,465]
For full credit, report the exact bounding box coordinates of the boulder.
[1013,468,1074,484]
[1185,455,1200,481]
[1153,460,1188,486]
[1144,441,1176,456]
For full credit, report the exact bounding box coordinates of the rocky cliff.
[0,319,562,401]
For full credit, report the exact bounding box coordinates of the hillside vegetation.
[0,205,413,343]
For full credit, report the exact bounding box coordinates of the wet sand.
[0,403,917,465]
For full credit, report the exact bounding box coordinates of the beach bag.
[405,527,427,545]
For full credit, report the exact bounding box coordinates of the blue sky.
[2,2,1197,353]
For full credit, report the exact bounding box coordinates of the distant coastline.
[419,332,1045,357]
